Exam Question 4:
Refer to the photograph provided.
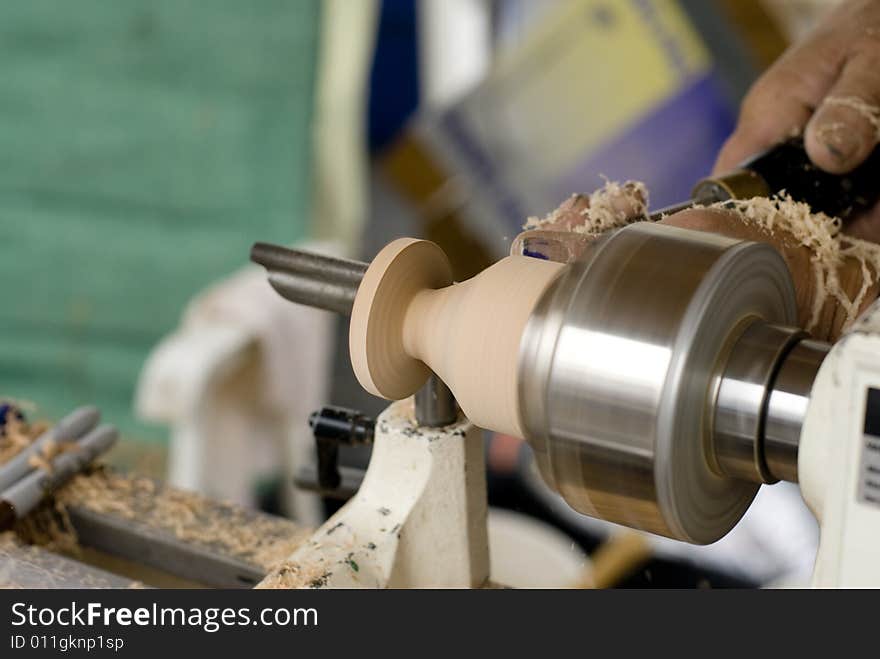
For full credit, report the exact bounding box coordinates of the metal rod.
[415,374,458,427]
[264,270,361,315]
[251,242,367,285]
[250,242,368,315]
[1,425,118,528]
[294,464,365,500]
[251,241,461,427]
[0,405,100,492]
[647,200,693,221]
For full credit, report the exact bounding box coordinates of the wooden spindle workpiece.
[349,238,565,436]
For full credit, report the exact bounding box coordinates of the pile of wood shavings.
[0,413,48,465]
[13,499,82,556]
[25,439,79,474]
[709,194,880,330]
[0,411,90,555]
[259,557,335,589]
[517,179,880,334]
[523,180,649,234]
[2,412,308,574]
[56,470,309,572]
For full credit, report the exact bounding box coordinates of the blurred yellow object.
[579,531,653,589]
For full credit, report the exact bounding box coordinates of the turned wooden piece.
[350,238,564,436]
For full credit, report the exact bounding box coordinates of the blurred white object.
[799,300,880,587]
[762,0,840,42]
[488,507,587,588]
[135,242,341,525]
[492,0,562,51]
[522,456,819,586]
[418,0,492,108]
[311,0,378,253]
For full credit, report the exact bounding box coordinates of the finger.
[713,46,841,174]
[526,193,591,232]
[514,184,648,262]
[844,199,880,242]
[592,181,648,221]
[510,229,593,262]
[805,48,880,173]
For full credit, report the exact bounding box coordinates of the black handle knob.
[742,137,880,218]
[307,406,374,493]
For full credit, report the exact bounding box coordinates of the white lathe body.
[259,399,488,588]
[800,302,880,586]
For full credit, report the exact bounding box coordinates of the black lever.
[692,137,880,219]
[297,406,374,497]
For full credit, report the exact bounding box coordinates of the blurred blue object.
[0,403,25,431]
[368,0,420,153]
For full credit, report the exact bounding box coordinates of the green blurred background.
[0,1,320,443]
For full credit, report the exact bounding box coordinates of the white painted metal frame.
[261,398,489,588]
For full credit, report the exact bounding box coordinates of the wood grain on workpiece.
[350,239,563,437]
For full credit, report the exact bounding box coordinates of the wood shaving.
[823,96,880,139]
[709,193,880,330]
[522,180,880,334]
[13,499,81,556]
[0,413,47,464]
[26,453,53,474]
[523,180,649,234]
[4,416,308,577]
[259,558,333,589]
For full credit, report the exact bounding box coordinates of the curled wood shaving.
[13,499,81,557]
[3,414,307,579]
[259,559,333,589]
[709,194,880,331]
[523,180,649,234]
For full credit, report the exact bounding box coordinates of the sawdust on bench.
[0,412,48,465]
[54,470,309,572]
[4,418,308,575]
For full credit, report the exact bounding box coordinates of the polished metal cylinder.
[712,322,805,484]
[414,373,459,427]
[251,242,367,288]
[250,242,368,315]
[764,338,829,482]
[519,222,798,543]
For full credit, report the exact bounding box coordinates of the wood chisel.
[650,137,880,220]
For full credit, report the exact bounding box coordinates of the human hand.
[714,0,880,240]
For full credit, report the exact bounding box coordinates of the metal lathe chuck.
[252,221,829,546]
[519,222,827,543]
